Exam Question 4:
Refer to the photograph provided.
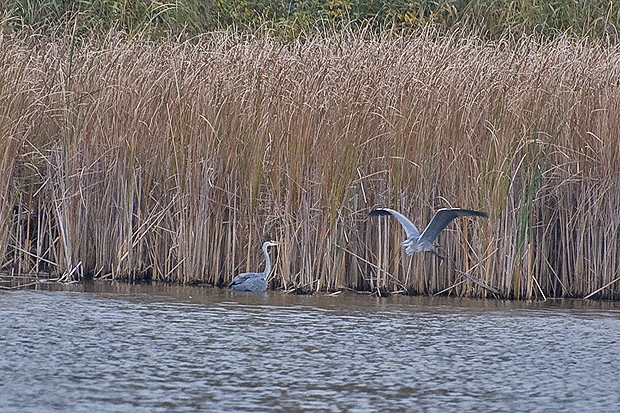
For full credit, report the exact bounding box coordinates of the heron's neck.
[262,244,272,277]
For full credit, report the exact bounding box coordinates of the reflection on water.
[1,282,619,412]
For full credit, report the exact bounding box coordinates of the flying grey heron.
[228,240,279,292]
[369,207,488,256]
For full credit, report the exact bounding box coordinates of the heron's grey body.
[369,208,488,254]
[229,240,279,292]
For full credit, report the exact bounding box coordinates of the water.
[1,282,619,412]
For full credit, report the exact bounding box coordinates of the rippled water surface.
[1,282,620,412]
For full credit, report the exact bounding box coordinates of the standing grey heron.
[228,240,280,292]
[369,207,488,256]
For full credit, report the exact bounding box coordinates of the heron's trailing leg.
[429,250,445,260]
[429,242,445,260]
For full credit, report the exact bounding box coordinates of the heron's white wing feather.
[370,208,421,239]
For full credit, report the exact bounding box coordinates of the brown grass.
[1,30,620,299]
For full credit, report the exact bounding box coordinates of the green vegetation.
[1,0,619,40]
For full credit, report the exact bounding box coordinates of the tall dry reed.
[1,30,620,299]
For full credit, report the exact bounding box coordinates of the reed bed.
[1,30,620,299]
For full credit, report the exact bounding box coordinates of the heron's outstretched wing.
[419,208,488,244]
[369,208,421,239]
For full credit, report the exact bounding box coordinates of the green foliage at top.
[1,0,619,41]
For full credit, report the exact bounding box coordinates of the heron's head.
[264,240,280,248]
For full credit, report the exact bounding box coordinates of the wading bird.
[369,207,488,256]
[229,240,280,292]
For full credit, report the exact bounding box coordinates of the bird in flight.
[369,207,488,256]
[229,240,280,292]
